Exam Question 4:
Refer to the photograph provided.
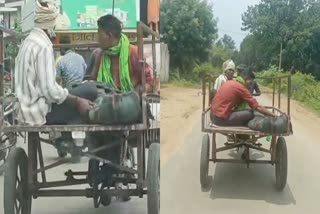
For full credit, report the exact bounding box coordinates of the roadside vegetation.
[161,0,320,111]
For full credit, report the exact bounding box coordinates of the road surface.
[161,85,320,214]
[0,140,147,214]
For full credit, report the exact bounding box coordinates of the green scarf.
[97,33,133,92]
[233,76,251,112]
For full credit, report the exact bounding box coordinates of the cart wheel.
[100,192,111,207]
[0,132,17,175]
[275,137,287,191]
[200,134,211,191]
[147,143,160,214]
[4,148,32,214]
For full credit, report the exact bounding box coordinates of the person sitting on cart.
[248,68,261,96]
[209,59,235,102]
[85,14,154,93]
[56,35,87,89]
[236,64,261,96]
[14,0,94,126]
[236,64,246,77]
[210,70,276,127]
[214,59,235,90]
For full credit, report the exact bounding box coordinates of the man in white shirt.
[214,59,236,91]
[210,59,236,102]
[15,0,93,126]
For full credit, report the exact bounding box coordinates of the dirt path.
[161,85,320,214]
[160,85,202,166]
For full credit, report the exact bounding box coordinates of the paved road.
[0,140,147,214]
[161,95,320,214]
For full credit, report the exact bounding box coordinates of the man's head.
[240,70,255,88]
[60,35,71,55]
[236,64,247,75]
[34,0,59,40]
[222,59,235,80]
[97,15,122,49]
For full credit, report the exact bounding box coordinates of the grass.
[257,66,320,112]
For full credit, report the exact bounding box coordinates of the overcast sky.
[211,0,261,49]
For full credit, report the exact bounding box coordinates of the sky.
[211,0,261,49]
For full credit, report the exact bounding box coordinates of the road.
[161,85,320,214]
[0,140,147,214]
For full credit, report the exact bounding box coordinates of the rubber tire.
[0,132,17,175]
[200,134,211,190]
[4,147,32,214]
[147,143,160,214]
[275,137,288,191]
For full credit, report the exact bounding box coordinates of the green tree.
[240,0,320,79]
[210,34,236,67]
[160,0,218,76]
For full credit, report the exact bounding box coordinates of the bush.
[258,66,320,111]
[193,63,221,78]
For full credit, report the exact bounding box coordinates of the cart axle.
[210,158,273,164]
[33,188,147,198]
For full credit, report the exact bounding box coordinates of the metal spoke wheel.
[0,130,17,175]
[147,143,160,214]
[275,137,288,191]
[200,134,212,191]
[4,148,32,214]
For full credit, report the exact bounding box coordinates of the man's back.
[15,28,68,125]
[211,80,258,119]
[56,50,87,89]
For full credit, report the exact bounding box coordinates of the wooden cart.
[200,74,293,191]
[0,22,160,214]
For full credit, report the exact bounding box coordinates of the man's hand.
[256,106,277,118]
[76,97,95,116]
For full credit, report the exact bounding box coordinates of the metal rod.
[37,141,47,183]
[216,143,242,152]
[112,0,115,15]
[36,179,88,189]
[152,33,156,92]
[39,138,55,146]
[88,141,120,154]
[137,133,143,191]
[34,189,146,198]
[0,29,4,97]
[138,22,160,38]
[272,79,275,113]
[52,39,160,49]
[35,158,69,175]
[278,78,281,109]
[84,153,137,174]
[287,75,291,116]
[202,77,206,112]
[213,159,273,164]
[2,123,146,132]
[245,143,270,153]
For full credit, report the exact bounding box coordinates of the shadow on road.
[208,161,296,206]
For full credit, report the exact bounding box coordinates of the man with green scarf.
[86,15,153,93]
[84,15,154,202]
[211,70,276,126]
